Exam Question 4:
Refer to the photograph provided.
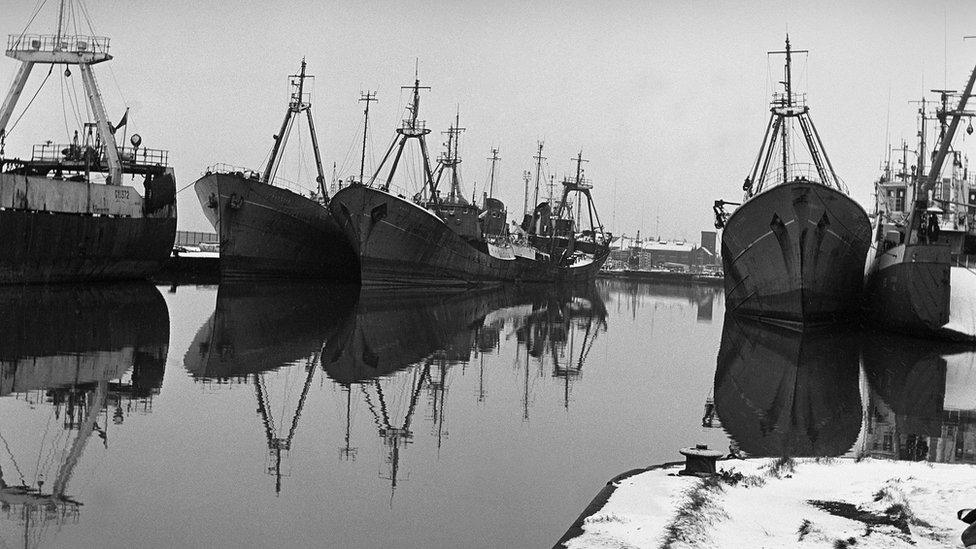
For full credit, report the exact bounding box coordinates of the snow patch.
[944,266,976,340]
[565,458,976,549]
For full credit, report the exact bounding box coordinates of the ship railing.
[30,143,169,167]
[205,162,262,180]
[7,33,110,56]
[399,119,427,135]
[763,162,849,194]
[119,146,168,166]
[770,92,807,108]
[269,175,319,198]
[561,176,593,190]
[288,90,312,110]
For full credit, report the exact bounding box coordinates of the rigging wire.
[64,72,83,129]
[75,0,99,37]
[33,407,56,487]
[16,0,49,42]
[70,70,90,122]
[336,126,358,178]
[5,64,54,137]
[69,0,80,40]
[0,427,26,486]
[59,72,72,141]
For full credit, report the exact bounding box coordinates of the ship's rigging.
[742,35,845,199]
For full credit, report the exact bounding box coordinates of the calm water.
[0,279,973,548]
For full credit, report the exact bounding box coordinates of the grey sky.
[3,0,976,242]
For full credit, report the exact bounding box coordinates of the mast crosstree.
[263,59,328,201]
[433,109,467,205]
[743,36,843,197]
[369,73,436,208]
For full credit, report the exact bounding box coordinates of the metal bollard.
[678,444,724,477]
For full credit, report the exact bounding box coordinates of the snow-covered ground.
[945,266,976,340]
[564,458,976,548]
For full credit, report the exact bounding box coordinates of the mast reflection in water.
[323,284,608,497]
[0,283,168,548]
[184,282,358,493]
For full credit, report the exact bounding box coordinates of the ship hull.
[863,243,956,337]
[194,173,359,282]
[721,181,871,325]
[0,172,176,284]
[328,185,609,287]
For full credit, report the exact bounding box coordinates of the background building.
[607,230,719,271]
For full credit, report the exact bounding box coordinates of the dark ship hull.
[328,185,609,287]
[863,242,962,339]
[722,180,871,325]
[194,173,358,281]
[0,171,176,284]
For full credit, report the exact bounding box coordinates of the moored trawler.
[329,75,611,287]
[0,7,176,284]
[194,60,358,282]
[863,65,976,341]
[714,37,870,325]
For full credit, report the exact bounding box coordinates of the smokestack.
[700,231,716,255]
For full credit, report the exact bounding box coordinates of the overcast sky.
[4,0,976,242]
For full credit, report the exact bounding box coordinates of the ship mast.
[532,141,545,214]
[743,36,842,197]
[262,59,328,200]
[358,91,378,185]
[369,69,437,207]
[486,147,500,199]
[432,108,467,204]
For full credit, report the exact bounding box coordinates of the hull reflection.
[861,333,976,463]
[714,314,862,457]
[0,283,169,542]
[183,282,357,493]
[184,282,358,380]
[324,283,608,496]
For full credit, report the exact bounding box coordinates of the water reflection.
[324,285,608,498]
[600,279,717,323]
[184,283,357,492]
[0,283,168,546]
[861,333,976,463]
[714,315,976,463]
[714,315,863,457]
